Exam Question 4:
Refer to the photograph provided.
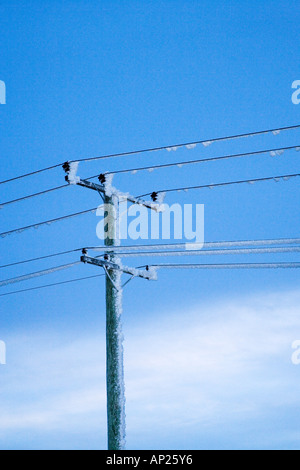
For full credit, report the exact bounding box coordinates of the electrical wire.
[1,259,299,296]
[85,145,300,179]
[0,261,81,288]
[76,124,300,163]
[1,238,298,270]
[0,184,68,209]
[2,143,299,209]
[2,170,298,240]
[0,248,83,269]
[1,124,299,185]
[0,274,105,297]
[95,246,300,258]
[149,262,300,269]
[0,163,63,186]
[0,206,100,239]
[88,238,300,252]
[139,173,300,198]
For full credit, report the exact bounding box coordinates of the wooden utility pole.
[104,193,125,450]
[64,166,158,450]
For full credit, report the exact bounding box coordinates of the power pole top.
[63,163,158,450]
[81,255,157,281]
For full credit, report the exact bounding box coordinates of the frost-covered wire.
[0,206,101,239]
[149,262,300,269]
[0,273,105,297]
[1,124,300,186]
[0,248,83,269]
[0,184,68,209]
[2,238,298,270]
[85,145,300,179]
[0,162,81,209]
[2,143,299,209]
[76,124,300,163]
[95,246,300,258]
[139,173,300,198]
[0,163,63,186]
[88,238,300,253]
[0,261,81,288]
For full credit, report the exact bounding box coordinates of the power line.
[87,238,300,252]
[1,124,299,186]
[3,246,298,289]
[3,259,297,298]
[0,184,68,209]
[3,171,296,240]
[1,260,298,297]
[0,261,81,288]
[85,145,300,179]
[2,143,299,210]
[1,238,298,270]
[149,262,300,270]
[0,206,100,239]
[0,163,63,186]
[0,248,82,269]
[95,246,300,258]
[76,124,300,163]
[0,273,105,298]
[139,173,300,198]
[0,167,298,241]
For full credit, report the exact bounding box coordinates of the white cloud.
[0,289,300,449]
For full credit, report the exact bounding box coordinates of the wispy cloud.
[0,289,300,449]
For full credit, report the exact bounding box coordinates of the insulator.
[62,162,71,173]
[98,174,106,184]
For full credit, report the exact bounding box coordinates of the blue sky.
[0,0,299,450]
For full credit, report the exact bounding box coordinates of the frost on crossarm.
[68,162,80,185]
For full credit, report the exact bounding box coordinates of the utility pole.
[63,164,158,450]
[103,192,125,450]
